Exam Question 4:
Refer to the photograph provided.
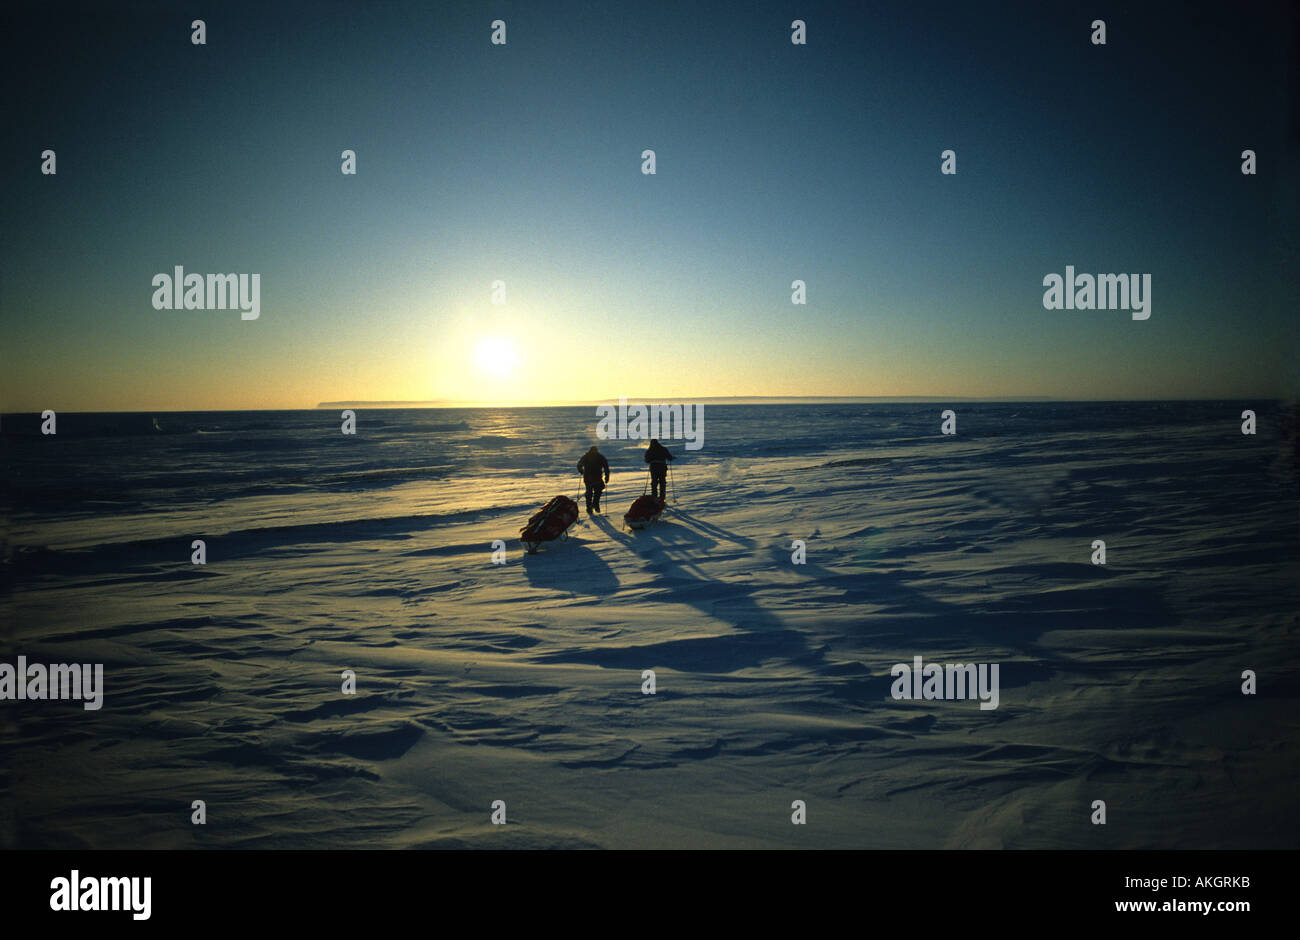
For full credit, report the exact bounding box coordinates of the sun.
[475,335,519,378]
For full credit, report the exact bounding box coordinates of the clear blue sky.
[3,0,1296,410]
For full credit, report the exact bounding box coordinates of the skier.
[644,439,674,501]
[577,445,610,514]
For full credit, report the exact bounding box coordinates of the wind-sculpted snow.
[2,402,1296,848]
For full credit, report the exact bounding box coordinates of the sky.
[2,0,1297,411]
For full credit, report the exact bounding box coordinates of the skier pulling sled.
[623,438,676,529]
[520,495,580,553]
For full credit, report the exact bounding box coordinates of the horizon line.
[314,394,1288,409]
[2,395,1290,416]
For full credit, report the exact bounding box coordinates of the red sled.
[520,495,580,553]
[624,495,666,530]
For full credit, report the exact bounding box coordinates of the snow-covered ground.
[3,402,1297,847]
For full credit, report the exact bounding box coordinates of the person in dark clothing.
[644,438,674,501]
[577,445,610,514]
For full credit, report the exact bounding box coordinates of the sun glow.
[475,335,519,378]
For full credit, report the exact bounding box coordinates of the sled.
[520,495,580,553]
[624,495,666,530]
